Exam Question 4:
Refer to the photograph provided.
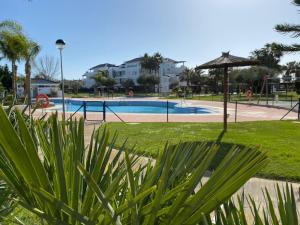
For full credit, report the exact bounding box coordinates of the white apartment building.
[82,63,118,88]
[82,56,186,93]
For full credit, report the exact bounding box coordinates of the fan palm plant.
[202,184,299,225]
[0,107,268,224]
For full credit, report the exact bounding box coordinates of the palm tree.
[180,68,192,87]
[141,53,163,93]
[0,21,27,95]
[140,53,150,72]
[153,52,163,75]
[0,32,27,95]
[23,40,40,106]
[274,0,300,53]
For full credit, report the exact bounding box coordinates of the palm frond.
[0,20,22,33]
[270,43,300,53]
[294,0,300,7]
[275,24,300,38]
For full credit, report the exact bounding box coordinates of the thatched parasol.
[196,52,259,131]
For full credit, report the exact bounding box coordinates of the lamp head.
[55,39,66,50]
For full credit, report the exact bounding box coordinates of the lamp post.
[56,39,66,120]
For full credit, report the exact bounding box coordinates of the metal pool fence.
[65,98,300,123]
[67,100,172,123]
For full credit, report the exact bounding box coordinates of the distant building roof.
[124,57,184,64]
[124,57,144,64]
[90,63,116,70]
[31,77,60,85]
[164,58,185,64]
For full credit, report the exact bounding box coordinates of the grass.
[165,92,300,102]
[104,120,300,181]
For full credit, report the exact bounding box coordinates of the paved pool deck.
[37,97,298,122]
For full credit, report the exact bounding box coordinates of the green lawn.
[104,121,300,181]
[165,92,300,102]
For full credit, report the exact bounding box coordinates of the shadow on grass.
[169,141,247,171]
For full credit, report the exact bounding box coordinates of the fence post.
[235,100,237,123]
[83,101,86,120]
[167,100,169,123]
[103,101,106,122]
[291,96,293,108]
[298,98,300,120]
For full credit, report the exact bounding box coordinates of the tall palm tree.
[153,52,163,74]
[274,0,300,53]
[0,21,26,95]
[0,32,27,94]
[23,40,40,106]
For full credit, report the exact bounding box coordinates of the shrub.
[0,107,268,224]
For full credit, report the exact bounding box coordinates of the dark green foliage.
[229,66,279,90]
[180,68,203,88]
[92,70,116,88]
[0,180,16,222]
[137,74,160,92]
[295,81,300,94]
[121,79,135,91]
[250,43,282,70]
[208,68,224,94]
[0,64,12,91]
[140,52,162,73]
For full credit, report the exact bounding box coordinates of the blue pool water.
[51,99,214,114]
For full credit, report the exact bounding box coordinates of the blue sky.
[1,0,299,79]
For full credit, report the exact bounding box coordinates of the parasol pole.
[223,66,229,131]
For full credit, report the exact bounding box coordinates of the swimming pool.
[50,99,215,114]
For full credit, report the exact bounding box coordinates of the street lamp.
[56,39,66,120]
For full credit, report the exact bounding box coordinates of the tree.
[281,61,300,81]
[0,21,26,95]
[250,43,282,70]
[273,0,300,53]
[141,52,163,74]
[141,52,163,92]
[229,66,278,93]
[0,64,12,91]
[137,74,160,92]
[180,68,203,88]
[23,40,40,105]
[179,68,193,87]
[121,79,135,91]
[208,68,224,94]
[33,55,59,79]
[92,70,115,89]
